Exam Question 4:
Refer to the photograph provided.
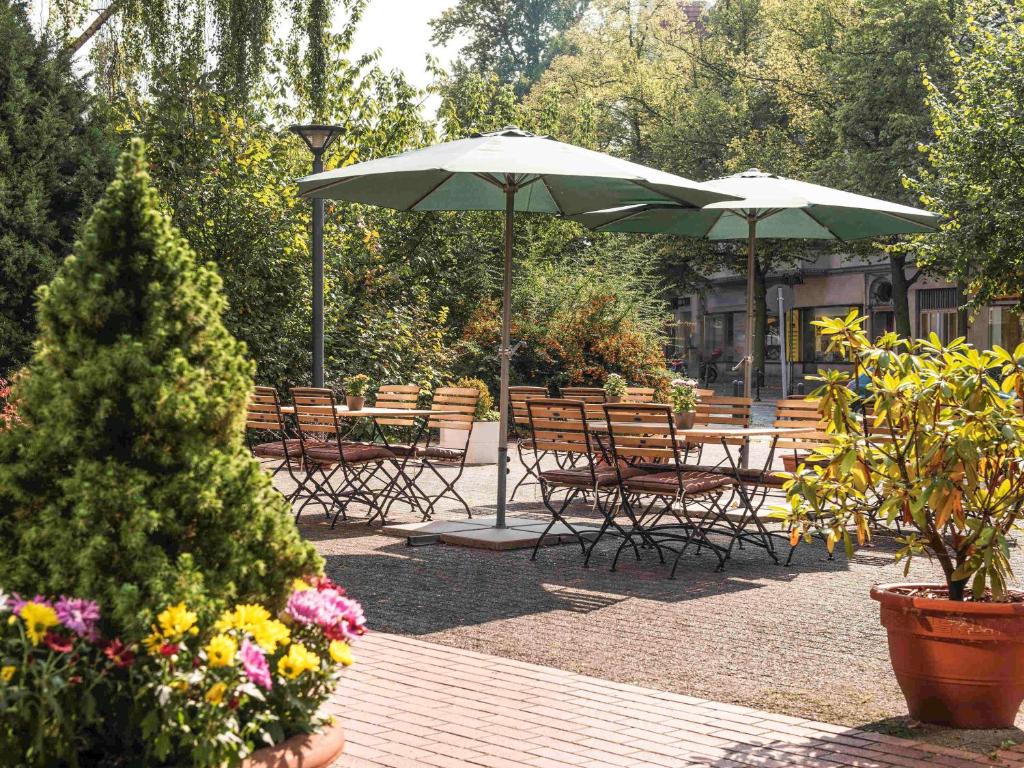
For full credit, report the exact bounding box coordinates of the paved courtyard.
[272,434,1024,761]
[328,632,1018,767]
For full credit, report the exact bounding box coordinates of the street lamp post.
[290,124,345,388]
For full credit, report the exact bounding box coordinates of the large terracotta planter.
[871,583,1024,728]
[241,720,345,768]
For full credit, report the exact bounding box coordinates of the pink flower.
[240,639,272,690]
[286,587,366,641]
[11,594,53,613]
[55,597,100,640]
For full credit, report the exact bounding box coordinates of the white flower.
[0,588,9,613]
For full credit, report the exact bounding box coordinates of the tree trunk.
[890,252,913,338]
[752,257,767,388]
[67,0,126,54]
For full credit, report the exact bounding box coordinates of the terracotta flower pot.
[241,720,345,768]
[871,583,1024,728]
[345,395,364,411]
[674,410,695,430]
[607,394,621,403]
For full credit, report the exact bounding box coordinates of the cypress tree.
[0,0,115,373]
[0,140,320,636]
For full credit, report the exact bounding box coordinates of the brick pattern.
[328,633,1016,768]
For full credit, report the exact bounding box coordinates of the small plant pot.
[674,411,695,430]
[345,395,364,411]
[241,719,345,768]
[871,583,1024,728]
[606,394,622,403]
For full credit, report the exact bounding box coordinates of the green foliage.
[0,0,115,375]
[780,311,1024,601]
[0,140,319,638]
[453,376,496,421]
[907,0,1024,310]
[458,238,670,392]
[430,0,590,95]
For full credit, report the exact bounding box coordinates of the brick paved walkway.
[327,633,1017,768]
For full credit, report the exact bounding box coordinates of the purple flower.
[11,594,53,613]
[240,639,272,690]
[55,597,100,640]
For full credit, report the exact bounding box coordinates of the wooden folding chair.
[289,387,399,526]
[395,386,479,519]
[246,386,319,510]
[603,403,735,574]
[527,399,632,564]
[508,385,549,501]
[623,386,656,403]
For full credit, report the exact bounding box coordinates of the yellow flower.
[204,681,227,705]
[292,578,313,592]
[170,679,190,692]
[1,665,15,683]
[205,634,237,668]
[143,629,164,654]
[157,603,197,639]
[328,640,353,667]
[19,602,59,646]
[214,604,271,633]
[250,619,290,654]
[277,643,320,680]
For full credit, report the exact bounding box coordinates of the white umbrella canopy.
[574,169,941,399]
[296,127,737,528]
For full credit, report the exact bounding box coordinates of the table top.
[279,406,463,418]
[587,423,819,439]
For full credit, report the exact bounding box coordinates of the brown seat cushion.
[623,470,732,496]
[252,439,302,459]
[302,442,395,465]
[540,465,643,488]
[418,446,465,462]
[383,443,417,457]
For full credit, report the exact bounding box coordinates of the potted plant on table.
[0,141,360,765]
[668,377,699,429]
[343,374,371,411]
[779,311,1024,729]
[603,373,627,403]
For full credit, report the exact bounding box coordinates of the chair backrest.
[603,402,681,466]
[772,398,831,453]
[427,386,478,433]
[694,395,752,446]
[290,387,342,442]
[374,384,420,427]
[695,388,715,399]
[246,386,287,433]
[509,386,549,432]
[623,386,656,403]
[561,386,607,422]
[527,399,594,460]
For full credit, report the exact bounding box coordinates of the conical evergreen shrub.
[0,139,320,636]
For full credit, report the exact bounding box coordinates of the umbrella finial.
[471,125,539,139]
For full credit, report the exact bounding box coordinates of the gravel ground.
[270,435,1024,757]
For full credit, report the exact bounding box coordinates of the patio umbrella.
[573,169,941,399]
[295,126,736,529]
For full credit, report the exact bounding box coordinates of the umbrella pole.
[743,218,757,469]
[495,186,514,529]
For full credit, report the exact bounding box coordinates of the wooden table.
[278,406,461,418]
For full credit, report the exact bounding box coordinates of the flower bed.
[0,576,364,767]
